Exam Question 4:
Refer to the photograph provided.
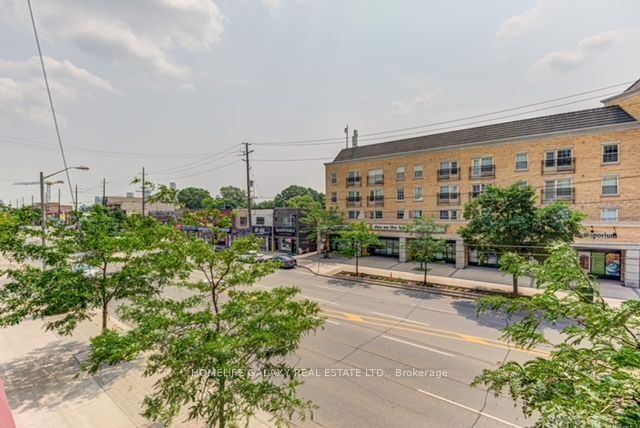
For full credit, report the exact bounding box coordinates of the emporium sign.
[579,231,618,239]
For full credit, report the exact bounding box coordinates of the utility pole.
[344,125,349,149]
[74,185,78,218]
[242,143,254,229]
[39,171,46,270]
[141,167,146,216]
[102,178,106,206]
[57,188,61,219]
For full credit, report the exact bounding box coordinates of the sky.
[0,0,639,206]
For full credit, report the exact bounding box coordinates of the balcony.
[367,176,384,186]
[346,198,362,208]
[367,197,384,207]
[469,165,495,179]
[346,177,362,187]
[437,168,460,181]
[541,188,575,204]
[437,193,460,205]
[541,158,576,174]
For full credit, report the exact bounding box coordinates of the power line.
[247,81,632,146]
[26,0,74,204]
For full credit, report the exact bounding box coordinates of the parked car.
[270,255,297,269]
[72,263,101,277]
[239,251,266,263]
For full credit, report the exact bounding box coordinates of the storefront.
[468,248,499,267]
[370,237,400,257]
[577,248,622,280]
[275,226,298,254]
[434,240,457,264]
[252,226,273,252]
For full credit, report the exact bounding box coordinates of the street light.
[39,166,89,269]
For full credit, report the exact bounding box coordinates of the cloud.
[1,0,226,80]
[496,0,548,42]
[531,29,637,74]
[0,56,117,125]
[388,93,435,116]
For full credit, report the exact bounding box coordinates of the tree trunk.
[218,378,226,428]
[355,254,359,276]
[423,261,428,286]
[512,275,519,296]
[317,229,322,253]
[102,300,108,332]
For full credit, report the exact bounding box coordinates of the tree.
[335,222,381,276]
[472,243,640,427]
[405,217,447,286]
[289,196,343,254]
[253,199,275,209]
[459,183,584,295]
[177,187,212,210]
[274,185,325,208]
[214,185,247,209]
[0,205,186,334]
[85,236,324,427]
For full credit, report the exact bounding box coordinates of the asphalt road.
[217,267,555,428]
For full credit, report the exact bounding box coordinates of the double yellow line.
[323,309,550,357]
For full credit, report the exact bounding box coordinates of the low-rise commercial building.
[325,80,640,287]
[273,208,312,254]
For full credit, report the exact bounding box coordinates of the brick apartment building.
[325,79,640,287]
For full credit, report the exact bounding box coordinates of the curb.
[297,264,485,300]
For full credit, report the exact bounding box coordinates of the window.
[414,164,424,179]
[348,210,362,219]
[413,209,423,219]
[544,149,574,170]
[471,157,495,177]
[438,185,459,204]
[369,189,384,205]
[239,216,247,226]
[438,161,459,179]
[256,216,265,225]
[601,208,618,222]
[518,181,529,189]
[283,215,295,226]
[544,179,573,202]
[602,175,619,196]
[515,153,528,170]
[414,187,423,201]
[330,172,338,185]
[396,188,405,201]
[330,192,337,203]
[369,211,383,219]
[471,183,486,198]
[439,210,459,220]
[368,168,384,185]
[397,210,407,220]
[396,166,406,180]
[347,170,361,187]
[603,143,619,164]
[347,191,361,206]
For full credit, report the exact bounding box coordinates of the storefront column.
[624,250,640,288]
[399,237,407,263]
[455,240,467,269]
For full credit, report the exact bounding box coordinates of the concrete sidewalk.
[0,314,273,428]
[297,253,636,306]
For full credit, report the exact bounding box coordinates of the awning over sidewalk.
[0,378,16,428]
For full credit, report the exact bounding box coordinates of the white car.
[239,251,266,263]
[72,263,101,277]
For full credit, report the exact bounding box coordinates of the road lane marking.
[306,296,342,306]
[416,389,523,428]
[323,309,549,357]
[382,335,455,357]
[372,312,429,327]
[325,319,341,325]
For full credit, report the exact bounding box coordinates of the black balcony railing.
[437,168,460,181]
[541,158,576,174]
[367,176,384,186]
[437,193,460,205]
[367,197,384,207]
[346,198,362,207]
[469,164,495,179]
[346,177,362,187]
[541,188,575,204]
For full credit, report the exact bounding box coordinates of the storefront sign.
[370,224,448,233]
[275,226,296,236]
[579,231,618,239]
[252,226,272,236]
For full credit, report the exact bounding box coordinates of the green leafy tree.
[86,236,324,427]
[274,185,325,208]
[289,196,343,253]
[0,205,186,334]
[405,217,447,286]
[472,243,640,427]
[214,185,247,209]
[253,199,275,209]
[176,187,212,210]
[459,183,584,295]
[336,221,381,276]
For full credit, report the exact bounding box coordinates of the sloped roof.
[332,106,636,163]
[624,78,640,93]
